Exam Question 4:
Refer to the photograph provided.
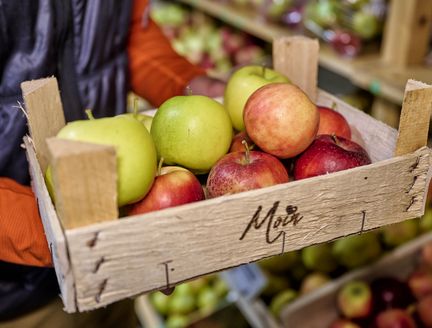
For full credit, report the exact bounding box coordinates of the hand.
[185,75,226,98]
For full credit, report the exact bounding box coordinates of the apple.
[353,11,380,40]
[381,219,419,248]
[259,251,299,273]
[375,309,416,328]
[150,292,170,316]
[165,315,189,328]
[151,95,232,174]
[329,30,362,58]
[197,286,220,315]
[293,135,371,180]
[317,105,352,139]
[420,242,432,269]
[224,65,290,131]
[300,272,331,295]
[128,166,204,216]
[244,83,319,158]
[329,319,361,328]
[301,243,338,273]
[122,112,153,132]
[408,270,432,300]
[53,111,157,206]
[370,277,414,313]
[229,131,256,152]
[417,295,432,327]
[206,146,289,198]
[269,289,298,316]
[337,281,372,319]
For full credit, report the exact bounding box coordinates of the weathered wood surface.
[21,78,66,173]
[281,232,432,328]
[65,147,431,311]
[273,36,319,101]
[24,137,76,312]
[395,80,432,156]
[46,138,119,229]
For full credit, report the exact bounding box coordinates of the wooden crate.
[280,232,432,327]
[22,37,432,313]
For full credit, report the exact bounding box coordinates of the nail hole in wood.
[86,231,100,248]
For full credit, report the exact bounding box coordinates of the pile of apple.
[151,2,267,78]
[46,64,374,218]
[330,240,432,328]
[149,275,229,328]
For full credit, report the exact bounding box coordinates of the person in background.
[0,0,224,327]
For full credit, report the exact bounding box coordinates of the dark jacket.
[0,0,132,319]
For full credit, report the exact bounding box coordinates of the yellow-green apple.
[317,105,352,139]
[151,95,232,174]
[206,146,288,197]
[337,281,372,319]
[269,289,298,316]
[224,65,290,131]
[53,112,157,206]
[301,243,338,273]
[375,309,416,328]
[293,135,371,180]
[128,166,205,215]
[381,219,419,248]
[244,83,319,158]
[329,319,361,328]
[121,112,153,132]
[300,272,331,295]
[229,131,255,152]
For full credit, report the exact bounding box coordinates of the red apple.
[337,281,373,319]
[293,135,371,180]
[408,270,432,300]
[420,242,432,269]
[375,309,416,328]
[417,294,432,327]
[244,82,320,159]
[206,149,288,198]
[317,105,352,139]
[371,277,414,313]
[229,131,256,152]
[128,166,205,215]
[329,319,361,328]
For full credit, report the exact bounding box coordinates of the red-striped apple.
[317,105,351,139]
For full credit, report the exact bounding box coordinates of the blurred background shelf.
[175,0,432,114]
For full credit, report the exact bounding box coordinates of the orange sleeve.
[0,178,52,267]
[128,0,206,107]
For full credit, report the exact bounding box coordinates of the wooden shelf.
[177,0,432,105]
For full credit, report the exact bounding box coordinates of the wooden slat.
[24,137,76,312]
[21,78,66,173]
[382,0,432,67]
[395,80,432,156]
[273,36,319,101]
[281,232,432,327]
[46,138,119,229]
[65,146,431,311]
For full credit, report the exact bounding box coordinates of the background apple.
[128,166,204,216]
[317,105,352,139]
[293,135,371,180]
[206,148,288,198]
[375,309,416,328]
[229,131,255,152]
[224,65,290,131]
[244,83,320,159]
[151,95,232,174]
[337,281,372,319]
[54,112,157,206]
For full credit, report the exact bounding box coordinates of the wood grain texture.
[46,138,118,229]
[273,36,319,101]
[281,232,432,327]
[395,80,432,156]
[382,0,432,67]
[24,137,76,312]
[21,78,66,173]
[65,147,431,311]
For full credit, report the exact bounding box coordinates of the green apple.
[151,95,232,174]
[169,288,195,315]
[122,112,153,132]
[197,286,219,314]
[269,289,297,316]
[54,113,157,206]
[224,65,290,131]
[353,11,380,40]
[302,243,338,273]
[150,292,170,316]
[381,218,419,248]
[165,314,189,328]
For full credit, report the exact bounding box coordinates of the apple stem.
[331,102,337,110]
[157,157,164,176]
[331,133,338,144]
[242,140,250,164]
[85,109,95,120]
[185,85,193,96]
[133,97,138,118]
